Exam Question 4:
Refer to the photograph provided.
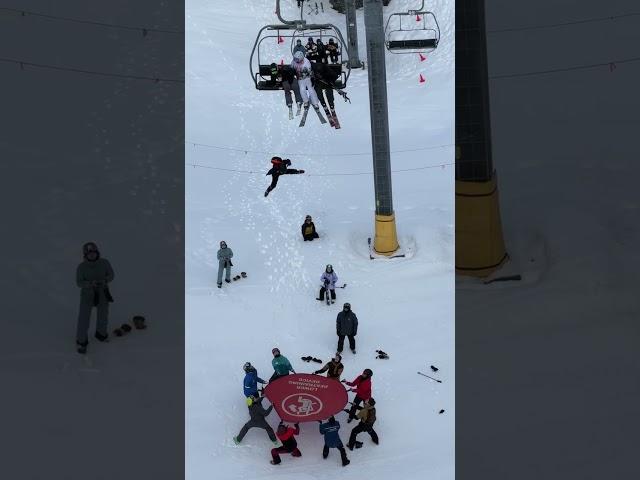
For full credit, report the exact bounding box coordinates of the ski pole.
[417,372,442,383]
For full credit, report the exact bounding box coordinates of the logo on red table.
[282,394,323,418]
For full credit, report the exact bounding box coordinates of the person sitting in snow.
[233,394,279,446]
[319,416,350,466]
[270,422,302,465]
[270,347,296,382]
[317,264,338,303]
[343,368,372,423]
[346,398,379,450]
[301,215,319,241]
[243,362,267,398]
[265,157,305,197]
[314,353,344,380]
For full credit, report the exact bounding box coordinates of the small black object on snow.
[430,365,439,372]
[439,409,445,414]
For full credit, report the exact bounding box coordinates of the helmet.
[326,264,333,272]
[307,37,314,43]
[333,353,342,362]
[329,38,335,44]
[296,39,302,45]
[293,50,305,62]
[363,368,373,377]
[271,156,283,164]
[243,362,252,372]
[272,348,280,355]
[220,240,227,248]
[343,302,351,310]
[305,215,312,221]
[277,424,287,434]
[368,398,376,406]
[316,38,323,44]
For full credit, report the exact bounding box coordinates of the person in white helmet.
[291,50,322,115]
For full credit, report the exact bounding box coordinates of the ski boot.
[217,282,222,288]
[351,348,356,354]
[94,332,109,342]
[225,278,231,283]
[76,341,88,354]
[233,436,240,445]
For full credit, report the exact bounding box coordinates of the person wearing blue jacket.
[243,362,267,398]
[319,416,350,466]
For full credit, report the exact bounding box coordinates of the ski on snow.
[299,106,309,127]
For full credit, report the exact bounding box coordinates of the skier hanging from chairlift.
[311,61,345,129]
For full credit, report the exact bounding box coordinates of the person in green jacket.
[270,348,296,382]
[75,242,115,354]
[217,240,234,288]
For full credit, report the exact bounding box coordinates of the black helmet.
[326,264,333,272]
[363,368,373,377]
[333,353,342,362]
[329,38,335,44]
[243,362,252,372]
[368,398,376,406]
[305,215,312,221]
[220,240,227,248]
[316,38,323,44]
[343,302,351,310]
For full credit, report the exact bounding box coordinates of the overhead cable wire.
[0,7,183,34]
[490,56,640,79]
[0,57,184,83]
[488,12,640,34]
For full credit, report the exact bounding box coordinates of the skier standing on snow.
[314,353,344,380]
[291,51,325,123]
[347,398,379,449]
[76,242,115,354]
[311,61,342,128]
[344,368,373,423]
[270,423,302,465]
[319,416,350,466]
[216,241,233,288]
[234,393,279,446]
[265,157,305,197]
[270,347,296,382]
[243,362,267,398]
[317,264,338,303]
[336,302,358,354]
[301,215,319,241]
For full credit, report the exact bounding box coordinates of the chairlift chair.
[385,1,440,54]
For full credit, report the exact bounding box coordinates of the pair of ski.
[298,105,341,129]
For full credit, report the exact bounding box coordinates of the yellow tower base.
[456,176,507,277]
[374,213,399,256]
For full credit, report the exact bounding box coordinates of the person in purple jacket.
[317,264,338,303]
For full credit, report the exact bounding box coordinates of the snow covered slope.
[186,1,454,479]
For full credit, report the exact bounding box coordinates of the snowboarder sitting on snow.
[314,353,344,380]
[270,347,296,382]
[347,397,379,450]
[76,242,115,354]
[265,157,305,197]
[317,264,338,302]
[343,368,372,423]
[270,422,302,465]
[217,240,233,288]
[243,362,267,398]
[327,38,340,64]
[336,302,358,354]
[301,215,319,241]
[234,393,279,446]
[319,416,350,466]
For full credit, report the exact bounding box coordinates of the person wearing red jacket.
[343,368,372,423]
[270,422,302,465]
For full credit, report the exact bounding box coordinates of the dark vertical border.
[0,2,184,479]
[456,0,640,478]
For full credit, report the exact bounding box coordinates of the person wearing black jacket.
[265,157,305,197]
[301,215,319,241]
[270,63,303,119]
[234,394,278,445]
[311,61,341,126]
[336,302,358,354]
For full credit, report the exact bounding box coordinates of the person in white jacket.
[317,264,338,303]
[291,51,322,113]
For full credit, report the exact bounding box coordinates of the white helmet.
[294,50,305,62]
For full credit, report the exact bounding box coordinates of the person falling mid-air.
[264,157,305,197]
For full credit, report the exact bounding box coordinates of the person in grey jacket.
[217,241,233,288]
[233,394,278,445]
[336,302,358,354]
[76,242,115,354]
